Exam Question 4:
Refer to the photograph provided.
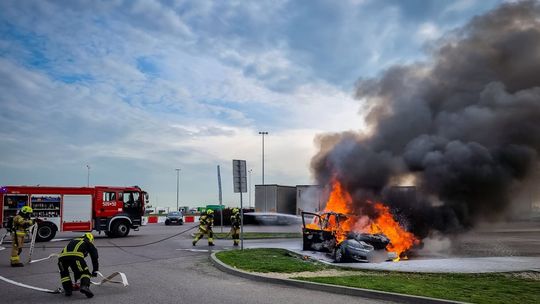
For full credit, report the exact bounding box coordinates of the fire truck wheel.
[111,221,130,237]
[36,223,57,242]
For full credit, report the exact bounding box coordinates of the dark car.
[301,211,396,262]
[165,211,184,225]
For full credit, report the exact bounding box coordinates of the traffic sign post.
[232,160,247,250]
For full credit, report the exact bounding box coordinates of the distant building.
[296,185,323,215]
[255,184,296,214]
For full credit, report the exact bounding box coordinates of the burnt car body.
[301,211,396,262]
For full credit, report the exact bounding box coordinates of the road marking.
[176,249,210,252]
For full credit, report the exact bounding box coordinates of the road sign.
[232,159,247,193]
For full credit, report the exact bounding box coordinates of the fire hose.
[0,271,128,294]
[1,224,199,293]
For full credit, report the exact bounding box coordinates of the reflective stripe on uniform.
[61,277,71,283]
[75,260,88,272]
[59,239,85,258]
[59,252,84,258]
[80,274,91,280]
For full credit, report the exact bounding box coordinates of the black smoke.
[311,1,540,238]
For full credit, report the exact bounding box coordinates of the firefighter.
[230,208,241,246]
[192,209,214,246]
[58,232,99,298]
[10,205,34,267]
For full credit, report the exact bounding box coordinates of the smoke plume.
[311,1,540,238]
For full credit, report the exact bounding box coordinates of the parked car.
[301,211,396,262]
[165,211,183,225]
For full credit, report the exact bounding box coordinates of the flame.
[309,178,419,260]
[369,203,420,261]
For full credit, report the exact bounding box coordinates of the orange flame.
[311,179,419,260]
[369,203,420,261]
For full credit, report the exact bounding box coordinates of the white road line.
[176,249,210,252]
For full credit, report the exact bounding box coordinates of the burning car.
[302,211,397,262]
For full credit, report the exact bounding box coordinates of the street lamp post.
[258,131,268,212]
[258,132,268,185]
[86,164,90,187]
[175,168,181,212]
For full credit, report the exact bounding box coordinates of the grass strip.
[295,272,539,304]
[217,248,539,304]
[216,248,330,273]
[214,232,302,239]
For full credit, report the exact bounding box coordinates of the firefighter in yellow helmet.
[10,205,34,267]
[192,209,214,246]
[57,232,99,298]
[230,208,241,246]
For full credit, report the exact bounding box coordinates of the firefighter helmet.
[232,208,239,214]
[206,209,214,215]
[21,206,33,214]
[83,232,94,243]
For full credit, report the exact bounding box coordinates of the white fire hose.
[1,226,128,294]
[0,271,129,294]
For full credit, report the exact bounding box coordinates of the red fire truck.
[0,185,148,242]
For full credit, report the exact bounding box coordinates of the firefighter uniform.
[10,206,34,267]
[230,208,241,246]
[58,233,99,298]
[192,209,214,246]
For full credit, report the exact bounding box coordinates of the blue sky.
[0,0,503,208]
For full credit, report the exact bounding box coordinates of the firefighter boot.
[61,281,73,297]
[80,277,94,298]
[80,285,94,298]
[11,263,24,267]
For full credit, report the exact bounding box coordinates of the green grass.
[214,232,302,239]
[215,248,330,273]
[297,272,539,304]
[216,248,539,304]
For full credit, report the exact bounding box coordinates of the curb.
[210,252,468,304]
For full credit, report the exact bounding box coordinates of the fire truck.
[0,185,148,242]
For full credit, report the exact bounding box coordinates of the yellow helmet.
[83,232,94,243]
[206,209,214,215]
[232,208,239,214]
[21,206,33,214]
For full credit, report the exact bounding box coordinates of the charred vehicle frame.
[301,211,396,262]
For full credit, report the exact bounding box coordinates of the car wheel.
[165,220,170,225]
[334,245,346,263]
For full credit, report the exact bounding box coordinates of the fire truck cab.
[0,185,148,242]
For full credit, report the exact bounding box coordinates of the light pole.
[248,168,253,208]
[86,164,90,187]
[258,131,268,185]
[175,168,181,212]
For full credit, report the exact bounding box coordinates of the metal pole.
[175,168,180,212]
[217,165,223,233]
[258,131,268,212]
[248,169,252,209]
[240,191,244,250]
[86,165,90,187]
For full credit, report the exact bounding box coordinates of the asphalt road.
[0,223,395,304]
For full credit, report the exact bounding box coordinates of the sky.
[0,0,504,209]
